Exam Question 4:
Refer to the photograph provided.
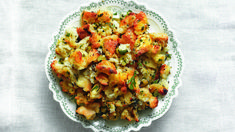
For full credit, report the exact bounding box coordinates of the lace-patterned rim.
[45,0,184,131]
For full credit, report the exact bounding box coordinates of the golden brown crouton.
[76,76,92,92]
[96,73,109,85]
[75,89,89,105]
[97,10,113,23]
[150,33,168,47]
[81,11,97,25]
[76,103,100,120]
[119,29,136,50]
[96,60,117,75]
[87,49,100,63]
[59,80,76,95]
[134,34,152,57]
[103,35,119,57]
[89,32,103,49]
[120,12,136,28]
[68,50,89,70]
[160,64,171,79]
[76,24,91,40]
[137,88,158,108]
[51,60,73,79]
[134,11,148,35]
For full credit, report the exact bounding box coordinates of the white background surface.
[1,0,235,131]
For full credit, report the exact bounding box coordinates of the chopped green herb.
[127,10,132,15]
[109,23,116,28]
[66,33,71,37]
[153,78,160,84]
[98,13,103,17]
[80,103,85,106]
[79,44,83,48]
[113,12,117,15]
[127,71,137,90]
[166,53,172,59]
[140,39,143,42]
[119,49,128,55]
[152,70,156,79]
[141,26,145,31]
[98,55,106,61]
[144,61,147,64]
[159,59,162,62]
[138,62,142,66]
[59,58,63,64]
[92,85,99,91]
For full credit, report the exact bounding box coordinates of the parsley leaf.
[127,10,132,15]
[138,62,142,66]
[141,26,145,31]
[66,33,71,37]
[166,53,172,59]
[92,85,99,91]
[98,13,103,17]
[153,78,160,84]
[128,71,137,90]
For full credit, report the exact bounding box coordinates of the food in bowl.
[51,9,171,121]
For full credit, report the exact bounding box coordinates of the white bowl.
[45,0,184,131]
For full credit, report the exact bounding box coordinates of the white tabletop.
[1,0,235,131]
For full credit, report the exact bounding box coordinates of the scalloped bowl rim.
[45,0,184,131]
